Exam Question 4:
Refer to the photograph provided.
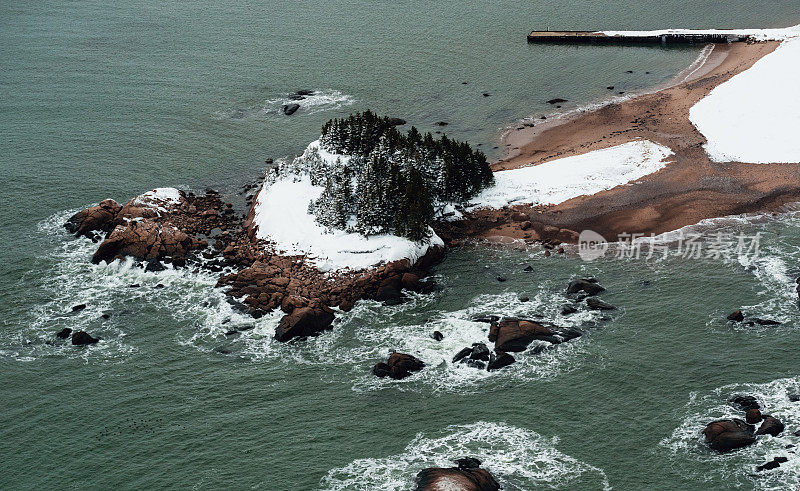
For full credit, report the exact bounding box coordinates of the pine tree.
[395,165,433,242]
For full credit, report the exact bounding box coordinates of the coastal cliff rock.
[92,219,199,264]
[414,457,500,491]
[703,419,756,452]
[64,199,121,238]
[218,245,445,315]
[69,183,446,333]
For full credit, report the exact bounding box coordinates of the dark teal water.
[2,1,800,489]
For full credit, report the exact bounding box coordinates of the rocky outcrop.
[218,245,444,316]
[92,220,199,264]
[487,351,515,371]
[490,318,554,352]
[745,408,762,424]
[703,419,756,452]
[64,199,121,238]
[756,415,785,436]
[414,457,500,491]
[704,395,786,454]
[567,278,605,296]
[71,331,100,346]
[274,304,336,342]
[373,352,425,380]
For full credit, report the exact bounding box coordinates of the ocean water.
[2,1,800,489]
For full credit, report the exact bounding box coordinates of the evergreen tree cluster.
[274,111,495,242]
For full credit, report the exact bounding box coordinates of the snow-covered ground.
[689,37,800,164]
[252,173,441,273]
[601,25,800,42]
[468,140,674,210]
[132,187,182,213]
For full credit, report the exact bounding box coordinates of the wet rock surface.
[373,352,425,380]
[414,457,500,491]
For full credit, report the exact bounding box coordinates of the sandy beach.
[442,40,800,245]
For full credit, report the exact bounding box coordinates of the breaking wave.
[320,421,611,490]
[216,89,355,120]
[661,377,800,489]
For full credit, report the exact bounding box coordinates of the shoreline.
[447,39,800,245]
[497,42,726,161]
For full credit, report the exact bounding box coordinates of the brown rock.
[493,318,553,352]
[414,462,499,491]
[373,352,425,380]
[703,419,756,452]
[274,305,335,342]
[745,408,762,424]
[64,199,121,238]
[92,219,197,264]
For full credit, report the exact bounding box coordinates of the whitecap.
[320,421,611,490]
[661,377,800,489]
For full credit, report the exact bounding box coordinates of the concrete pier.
[527,31,749,45]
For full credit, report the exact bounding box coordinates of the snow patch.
[132,187,182,212]
[469,140,674,210]
[689,37,800,163]
[252,171,441,272]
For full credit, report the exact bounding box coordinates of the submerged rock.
[274,305,335,342]
[561,304,579,316]
[373,352,425,380]
[747,318,782,326]
[703,418,756,452]
[756,456,789,472]
[586,297,615,311]
[567,279,605,296]
[727,310,744,322]
[414,457,500,491]
[729,395,760,412]
[56,328,73,339]
[283,103,300,116]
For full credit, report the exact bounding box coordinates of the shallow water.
[3,1,800,489]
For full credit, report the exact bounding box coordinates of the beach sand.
[441,40,800,245]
